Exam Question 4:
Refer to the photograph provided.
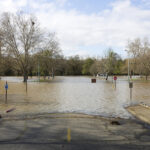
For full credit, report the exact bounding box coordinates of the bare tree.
[127,38,150,79]
[96,58,106,74]
[127,38,141,75]
[35,33,61,79]
[89,60,99,76]
[104,49,121,80]
[0,12,42,82]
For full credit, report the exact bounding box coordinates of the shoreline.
[127,104,150,125]
[1,112,133,122]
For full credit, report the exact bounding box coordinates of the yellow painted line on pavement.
[67,128,71,142]
[112,84,115,90]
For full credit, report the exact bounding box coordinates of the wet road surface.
[0,113,150,150]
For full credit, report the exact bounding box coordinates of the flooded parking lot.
[0,76,150,119]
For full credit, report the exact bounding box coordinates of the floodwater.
[0,76,149,119]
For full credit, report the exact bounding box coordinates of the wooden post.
[115,80,116,89]
[5,89,7,104]
[113,76,117,90]
[26,80,27,93]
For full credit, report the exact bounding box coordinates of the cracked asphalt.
[0,113,150,150]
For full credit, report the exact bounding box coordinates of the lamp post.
[38,60,40,82]
[125,49,130,82]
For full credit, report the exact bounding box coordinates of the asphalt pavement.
[0,113,150,150]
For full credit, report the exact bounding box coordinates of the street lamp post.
[38,60,40,82]
[125,49,130,82]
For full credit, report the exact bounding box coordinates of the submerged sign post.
[91,78,96,83]
[5,81,8,104]
[114,76,117,89]
[129,82,133,104]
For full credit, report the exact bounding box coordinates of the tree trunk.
[44,76,46,80]
[23,71,28,82]
[106,73,108,80]
[52,67,54,79]
[146,75,148,80]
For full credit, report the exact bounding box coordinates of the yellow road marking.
[112,84,114,88]
[112,84,115,90]
[67,128,71,142]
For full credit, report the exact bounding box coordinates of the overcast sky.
[0,0,150,58]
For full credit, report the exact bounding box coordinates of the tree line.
[0,12,149,81]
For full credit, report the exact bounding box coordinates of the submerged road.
[0,113,150,150]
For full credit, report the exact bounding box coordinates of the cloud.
[142,0,150,7]
[55,0,68,7]
[0,0,150,57]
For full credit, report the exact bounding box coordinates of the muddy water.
[0,76,149,118]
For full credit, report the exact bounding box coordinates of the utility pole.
[125,49,130,82]
[38,60,40,82]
